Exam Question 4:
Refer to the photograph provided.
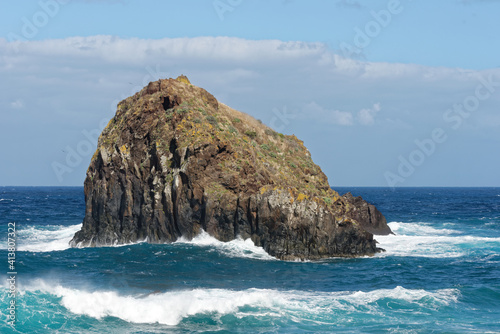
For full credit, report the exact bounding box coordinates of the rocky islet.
[70,76,391,260]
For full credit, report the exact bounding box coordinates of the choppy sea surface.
[1,187,499,333]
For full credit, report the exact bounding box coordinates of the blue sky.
[1,0,499,187]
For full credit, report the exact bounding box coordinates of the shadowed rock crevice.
[70,76,391,260]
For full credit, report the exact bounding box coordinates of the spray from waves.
[73,229,274,260]
[15,280,459,326]
[387,222,460,236]
[12,224,272,260]
[72,237,149,250]
[376,222,500,258]
[175,230,276,260]
[0,224,81,252]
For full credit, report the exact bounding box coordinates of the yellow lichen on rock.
[176,75,191,85]
[119,144,129,155]
[71,76,391,261]
[297,193,309,202]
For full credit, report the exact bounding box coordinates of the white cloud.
[1,36,498,126]
[0,36,327,66]
[0,36,499,186]
[304,102,384,126]
[10,99,24,109]
[0,36,489,88]
[357,103,381,125]
[303,102,354,126]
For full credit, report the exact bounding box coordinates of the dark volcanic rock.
[342,193,393,236]
[70,76,391,260]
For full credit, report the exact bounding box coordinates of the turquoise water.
[1,187,499,333]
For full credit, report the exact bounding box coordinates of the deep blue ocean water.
[0,187,499,333]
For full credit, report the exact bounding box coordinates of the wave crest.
[18,281,459,326]
[376,222,500,258]
[175,230,275,260]
[0,224,81,252]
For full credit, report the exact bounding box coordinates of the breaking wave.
[175,230,275,260]
[0,224,81,252]
[16,280,459,326]
[376,222,500,258]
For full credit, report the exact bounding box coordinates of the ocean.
[1,187,499,333]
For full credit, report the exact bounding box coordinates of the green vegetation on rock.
[75,75,390,260]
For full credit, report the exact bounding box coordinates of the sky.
[0,0,499,187]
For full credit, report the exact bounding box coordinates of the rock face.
[70,76,391,260]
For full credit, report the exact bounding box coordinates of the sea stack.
[70,76,391,260]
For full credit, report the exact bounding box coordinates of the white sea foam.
[387,221,459,236]
[71,229,273,259]
[0,224,82,252]
[19,280,459,326]
[175,230,276,260]
[376,222,500,258]
[333,286,459,306]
